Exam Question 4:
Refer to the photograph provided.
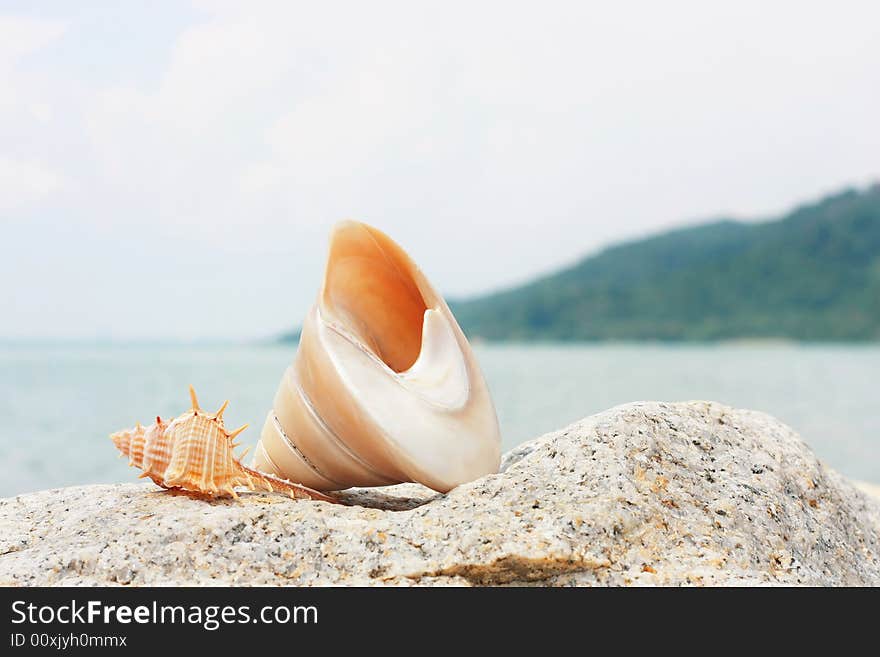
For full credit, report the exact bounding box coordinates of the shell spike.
[215,399,229,418]
[237,446,251,461]
[227,423,248,441]
[189,385,200,411]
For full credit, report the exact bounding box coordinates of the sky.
[1,0,879,340]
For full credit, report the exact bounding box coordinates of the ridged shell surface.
[252,221,502,493]
[110,388,338,502]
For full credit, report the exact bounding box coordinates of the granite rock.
[1,401,879,586]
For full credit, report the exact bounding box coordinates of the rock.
[1,401,879,586]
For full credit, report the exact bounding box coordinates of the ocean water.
[0,343,877,497]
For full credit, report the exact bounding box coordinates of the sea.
[0,342,877,497]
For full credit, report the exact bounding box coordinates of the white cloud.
[0,16,67,214]
[0,15,65,61]
[0,157,64,213]
[0,16,66,122]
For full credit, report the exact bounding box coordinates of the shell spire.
[252,221,502,493]
[110,388,339,503]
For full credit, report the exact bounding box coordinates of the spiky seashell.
[252,221,502,493]
[111,387,338,502]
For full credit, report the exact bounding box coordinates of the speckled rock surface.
[2,401,879,586]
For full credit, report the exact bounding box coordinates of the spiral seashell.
[252,221,502,493]
[111,387,338,502]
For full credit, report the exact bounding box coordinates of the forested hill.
[451,185,880,341]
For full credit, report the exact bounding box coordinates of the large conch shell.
[252,221,501,493]
[111,387,338,502]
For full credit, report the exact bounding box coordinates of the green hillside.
[451,185,880,341]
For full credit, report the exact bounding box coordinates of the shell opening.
[321,221,430,373]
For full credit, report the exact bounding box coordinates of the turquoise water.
[0,343,877,497]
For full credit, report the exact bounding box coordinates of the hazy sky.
[1,1,879,340]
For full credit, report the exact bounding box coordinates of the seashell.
[252,220,502,493]
[111,387,339,502]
